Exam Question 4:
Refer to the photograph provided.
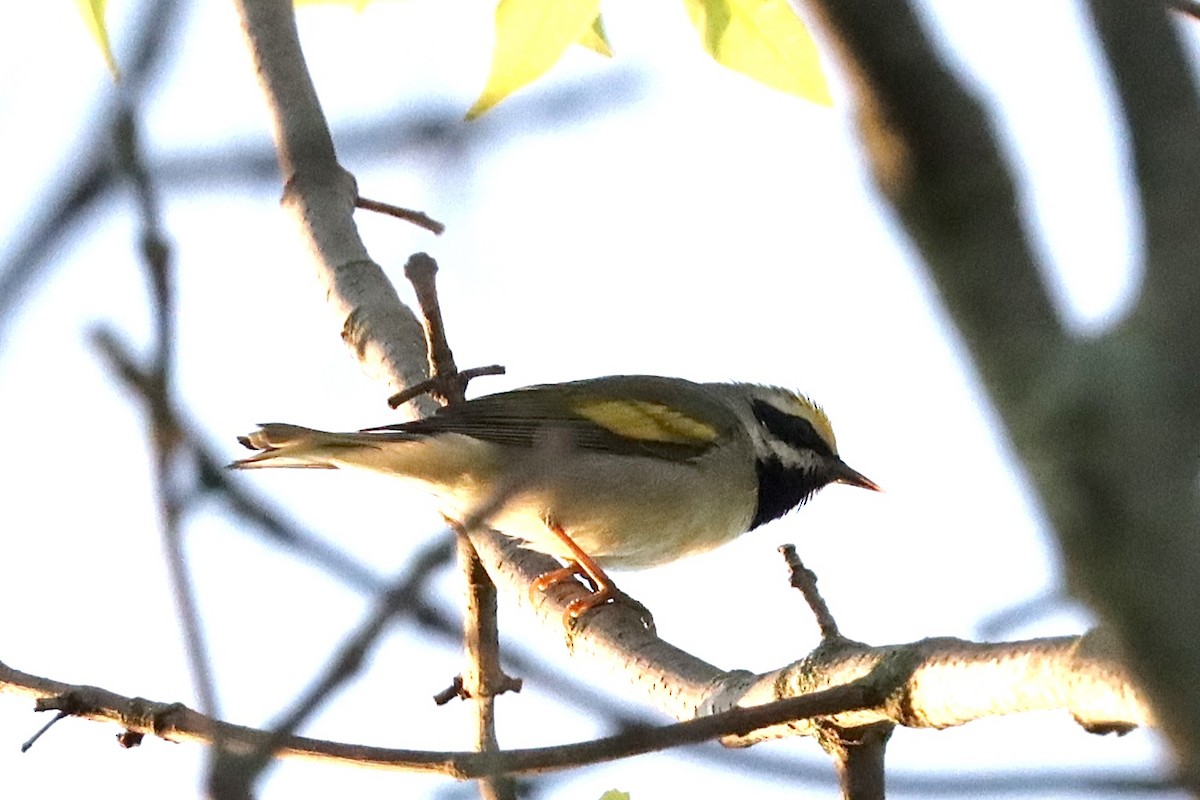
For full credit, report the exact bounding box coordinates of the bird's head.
[732,384,879,529]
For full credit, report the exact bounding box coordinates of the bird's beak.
[831,459,882,492]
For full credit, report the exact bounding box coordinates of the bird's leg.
[530,520,617,622]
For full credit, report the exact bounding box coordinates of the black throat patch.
[750,458,829,529]
[748,398,836,529]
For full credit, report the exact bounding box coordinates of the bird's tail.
[229,423,416,470]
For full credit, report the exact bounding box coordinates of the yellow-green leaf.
[293,0,373,10]
[576,14,613,58]
[599,792,631,800]
[74,0,120,79]
[684,0,831,106]
[468,0,604,120]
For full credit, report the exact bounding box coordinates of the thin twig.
[404,252,463,401]
[779,543,895,798]
[779,545,841,642]
[109,106,222,730]
[455,531,522,800]
[454,530,524,710]
[20,711,69,753]
[356,196,445,235]
[433,676,465,707]
[404,250,517,798]
[387,365,507,409]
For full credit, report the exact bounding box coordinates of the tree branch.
[0,628,1149,777]
[231,0,435,417]
[1078,0,1200,780]
[799,0,1200,785]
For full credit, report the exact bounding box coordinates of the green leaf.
[683,0,831,106]
[74,0,120,79]
[599,792,631,800]
[576,14,614,58]
[468,0,604,120]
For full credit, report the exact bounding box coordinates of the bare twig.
[454,528,524,704]
[433,676,465,707]
[779,544,841,642]
[779,546,891,798]
[108,105,222,731]
[455,531,521,800]
[356,196,445,235]
[20,711,69,753]
[404,250,517,799]
[387,365,507,409]
[404,252,458,391]
[398,253,505,406]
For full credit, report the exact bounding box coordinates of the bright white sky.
[1,1,1197,798]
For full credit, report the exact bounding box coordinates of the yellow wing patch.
[573,399,719,444]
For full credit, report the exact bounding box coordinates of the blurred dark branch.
[0,0,185,350]
[974,590,1071,639]
[143,72,645,192]
[1082,0,1200,779]
[798,0,1062,415]
[801,0,1200,788]
[103,92,223,734]
[0,71,644,355]
[207,538,452,798]
[0,161,112,338]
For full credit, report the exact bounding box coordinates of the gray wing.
[363,376,739,461]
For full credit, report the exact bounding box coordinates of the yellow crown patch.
[788,393,837,452]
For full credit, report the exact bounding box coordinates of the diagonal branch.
[231,0,435,417]
[800,0,1200,786]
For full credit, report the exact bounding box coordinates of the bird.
[230,375,879,621]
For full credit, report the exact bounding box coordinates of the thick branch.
[231,0,434,416]
[1074,0,1200,778]
[464,529,1150,737]
[796,0,1063,425]
[0,627,1148,777]
[800,0,1200,784]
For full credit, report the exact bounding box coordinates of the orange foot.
[528,519,621,627]
[532,560,616,624]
